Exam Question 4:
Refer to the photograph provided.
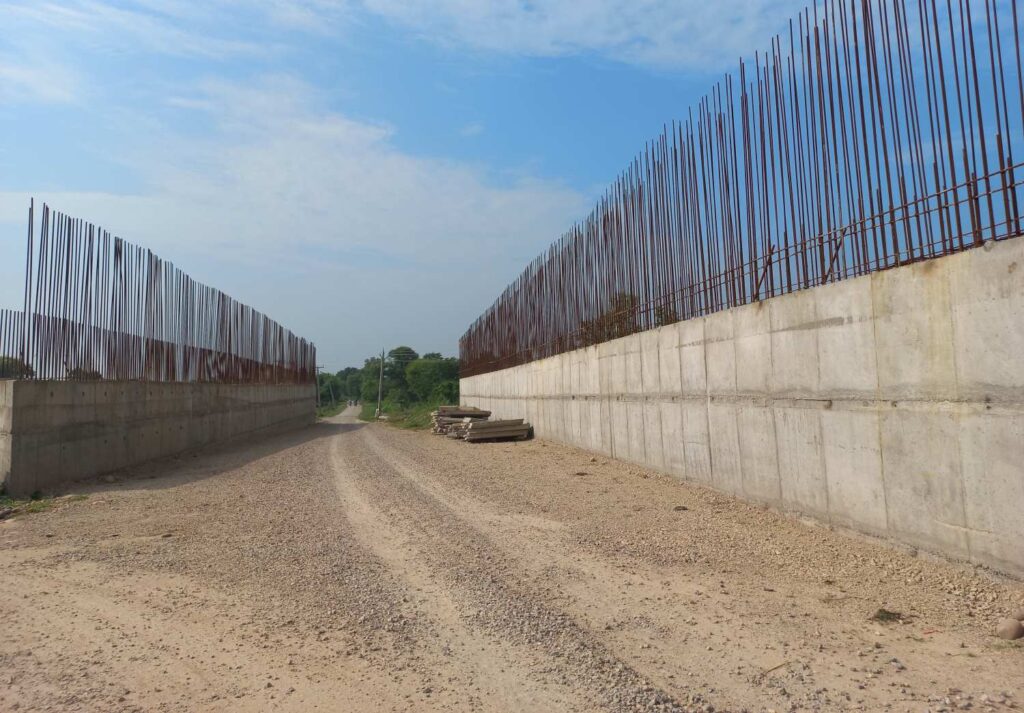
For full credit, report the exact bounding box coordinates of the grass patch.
[316,402,348,419]
[869,608,909,623]
[0,491,88,518]
[385,402,438,430]
[359,399,447,430]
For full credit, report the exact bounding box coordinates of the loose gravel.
[0,406,1021,712]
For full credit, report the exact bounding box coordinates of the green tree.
[578,292,639,346]
[385,346,419,388]
[430,380,458,404]
[405,357,458,401]
[360,356,384,403]
[318,372,342,404]
[0,356,34,379]
[345,372,362,401]
[653,303,679,327]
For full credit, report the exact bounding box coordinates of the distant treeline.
[317,346,458,412]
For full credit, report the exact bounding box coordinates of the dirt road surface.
[2,406,1021,712]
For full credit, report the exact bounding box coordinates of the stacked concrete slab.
[0,381,315,496]
[461,236,1024,577]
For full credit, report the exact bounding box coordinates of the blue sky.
[0,0,803,370]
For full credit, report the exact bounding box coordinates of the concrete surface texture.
[1,380,315,495]
[461,235,1024,577]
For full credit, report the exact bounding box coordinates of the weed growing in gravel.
[360,400,440,430]
[316,402,347,419]
[0,491,88,518]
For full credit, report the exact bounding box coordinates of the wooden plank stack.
[431,405,490,435]
[430,405,532,442]
[464,418,532,442]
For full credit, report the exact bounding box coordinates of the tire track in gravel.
[360,427,717,696]
[367,426,849,711]
[328,413,711,713]
[0,560,403,713]
[365,421,1024,713]
[331,427,581,713]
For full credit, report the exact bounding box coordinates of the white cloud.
[0,0,809,80]
[460,122,484,137]
[361,0,802,71]
[0,0,352,69]
[0,0,816,366]
[0,61,79,104]
[0,76,588,367]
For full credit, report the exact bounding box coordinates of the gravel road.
[1,406,1021,712]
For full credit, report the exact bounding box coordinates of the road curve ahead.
[1,406,1021,712]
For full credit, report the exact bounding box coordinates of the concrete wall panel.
[872,260,957,400]
[821,409,887,534]
[597,398,613,457]
[625,339,644,394]
[642,402,664,470]
[2,380,315,496]
[737,406,781,503]
[704,312,736,394]
[678,319,707,396]
[0,380,13,436]
[948,240,1024,402]
[658,401,685,477]
[733,303,772,395]
[625,401,647,465]
[640,330,661,395]
[680,400,712,484]
[609,399,628,460]
[958,412,1024,575]
[774,406,828,516]
[707,402,742,494]
[658,326,681,394]
[460,236,1024,576]
[0,432,11,488]
[880,409,968,558]
[816,278,878,396]
[770,290,819,396]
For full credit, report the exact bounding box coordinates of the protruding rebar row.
[460,0,1024,377]
[0,203,316,383]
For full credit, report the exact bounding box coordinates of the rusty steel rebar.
[0,203,316,384]
[459,0,1024,378]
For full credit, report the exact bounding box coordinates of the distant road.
[1,406,1021,712]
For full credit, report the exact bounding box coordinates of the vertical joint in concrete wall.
[457,237,1024,578]
[2,381,317,497]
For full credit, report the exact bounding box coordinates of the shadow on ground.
[50,419,366,496]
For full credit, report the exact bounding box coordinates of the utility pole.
[375,348,385,419]
[315,366,323,408]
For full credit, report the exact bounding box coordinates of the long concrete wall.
[1,381,315,496]
[461,236,1024,577]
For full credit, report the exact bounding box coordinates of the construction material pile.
[430,406,532,442]
[430,405,490,435]
[463,418,531,442]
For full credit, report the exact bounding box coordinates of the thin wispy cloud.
[0,61,79,105]
[361,0,797,71]
[0,73,587,364]
[0,0,808,365]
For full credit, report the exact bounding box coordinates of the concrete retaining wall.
[461,236,1024,577]
[0,381,315,495]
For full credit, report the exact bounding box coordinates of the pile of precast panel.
[430,406,533,442]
